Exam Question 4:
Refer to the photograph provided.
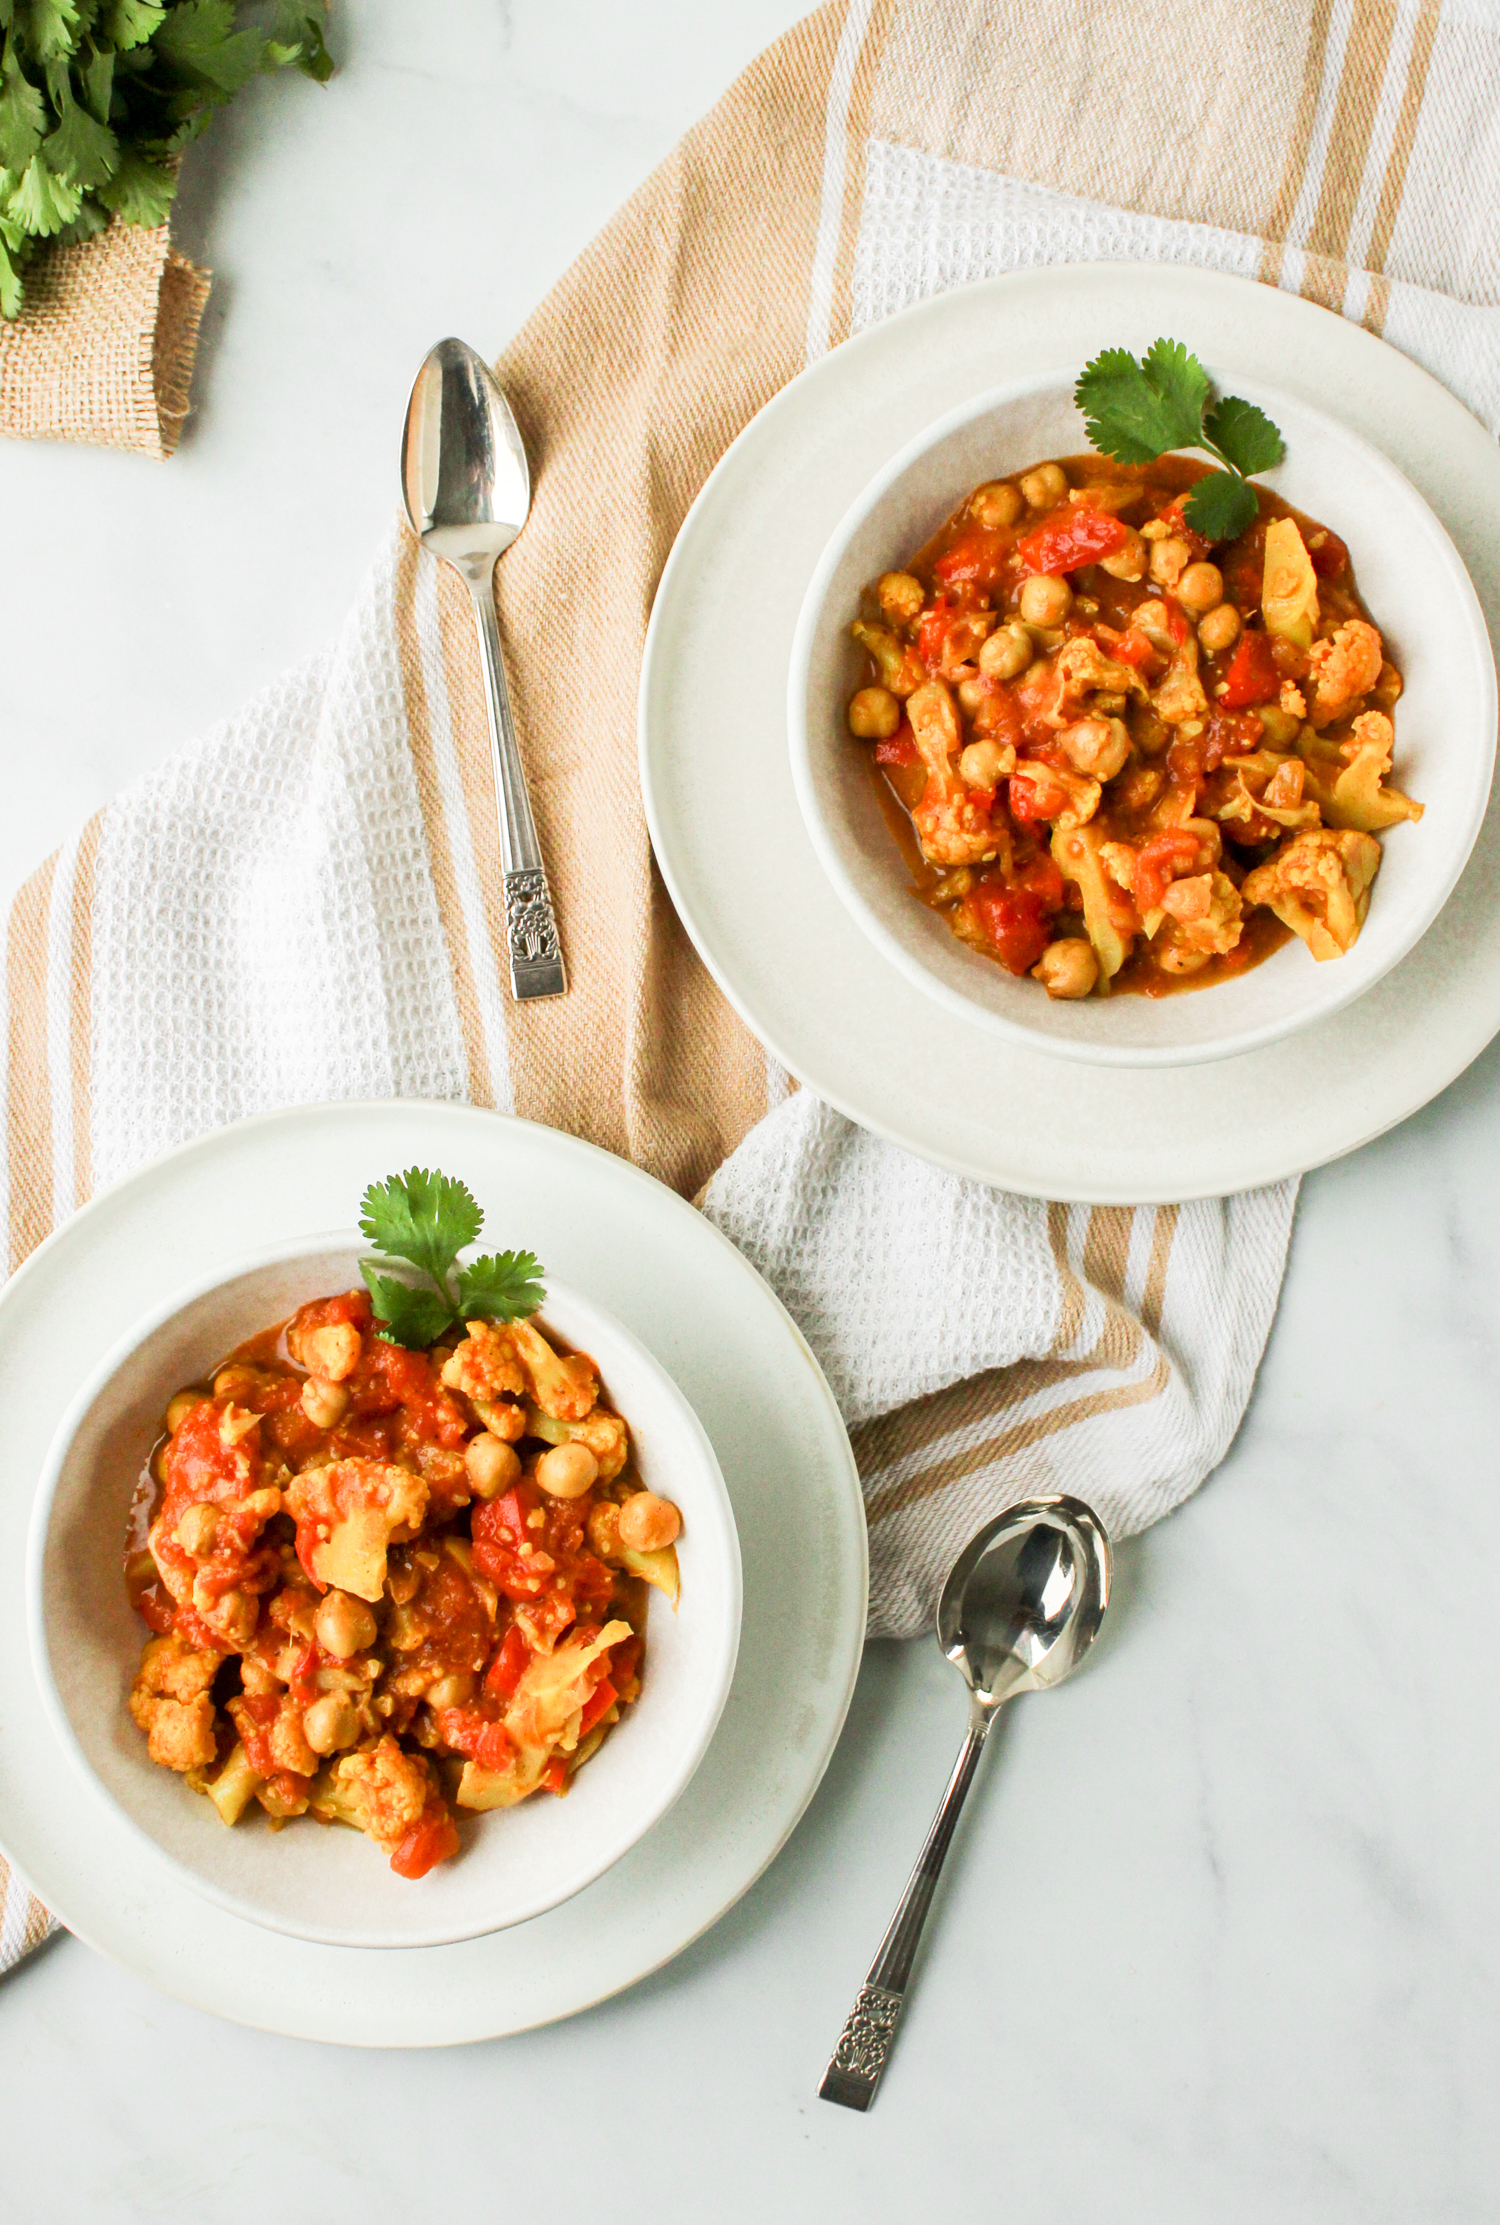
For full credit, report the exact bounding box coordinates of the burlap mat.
[0,221,209,458]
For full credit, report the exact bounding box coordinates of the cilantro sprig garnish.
[1074,340,1285,543]
[0,2,333,321]
[358,1167,545,1351]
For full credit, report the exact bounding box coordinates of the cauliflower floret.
[1302,709,1424,835]
[1307,619,1383,724]
[440,1319,525,1405]
[1053,634,1148,706]
[1243,828,1381,960]
[1010,759,1101,831]
[323,1736,437,1849]
[507,1319,599,1423]
[850,618,924,697]
[1157,871,1244,956]
[1057,715,1131,782]
[286,1456,428,1602]
[906,679,999,868]
[130,1634,223,1772]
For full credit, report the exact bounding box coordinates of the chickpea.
[165,1390,202,1435]
[303,1321,361,1383]
[303,1692,358,1757]
[970,480,1023,529]
[175,1501,218,1557]
[876,571,924,628]
[1176,561,1224,615]
[959,740,1009,790]
[1198,602,1242,655]
[1058,716,1131,782]
[1020,461,1068,510]
[956,676,987,719]
[1033,938,1099,1000]
[465,1431,521,1500]
[1018,574,1073,628]
[847,685,901,740]
[536,1441,599,1499]
[213,1364,259,1400]
[618,1491,682,1553]
[425,1672,476,1711]
[1098,528,1147,583]
[586,1501,623,1558]
[315,1588,377,1660]
[978,621,1033,680]
[301,1376,350,1430]
[1148,535,1191,589]
[1255,705,1301,747]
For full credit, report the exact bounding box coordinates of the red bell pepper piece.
[1219,628,1280,708]
[1015,509,1128,576]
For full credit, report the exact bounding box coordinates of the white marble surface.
[4,7,1500,2221]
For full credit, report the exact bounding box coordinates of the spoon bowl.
[938,1494,1111,1712]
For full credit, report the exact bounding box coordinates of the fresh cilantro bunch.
[358,1167,547,1352]
[1074,339,1285,543]
[0,1,332,320]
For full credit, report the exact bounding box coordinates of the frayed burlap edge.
[0,219,210,459]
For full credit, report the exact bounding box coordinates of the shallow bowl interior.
[27,1235,742,1950]
[790,370,1496,1067]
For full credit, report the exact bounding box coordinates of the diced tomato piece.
[1006,773,1046,825]
[288,1639,319,1706]
[1133,831,1204,914]
[1161,599,1190,647]
[1099,625,1158,672]
[916,603,956,667]
[1205,709,1265,758]
[1015,509,1129,576]
[541,1760,569,1797]
[138,1587,175,1636]
[966,856,1063,976]
[932,530,1011,589]
[389,1804,460,1879]
[873,720,917,766]
[484,1623,531,1702]
[1219,628,1280,708]
[578,1679,618,1738]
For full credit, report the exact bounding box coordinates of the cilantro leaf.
[359,1167,483,1288]
[95,0,164,45]
[1074,339,1208,465]
[0,229,24,316]
[0,48,46,171]
[359,1264,458,1353]
[1203,394,1285,477]
[20,0,83,62]
[1181,468,1260,544]
[152,0,263,93]
[456,1250,546,1325]
[7,146,80,229]
[42,87,118,186]
[93,137,171,222]
[77,45,115,121]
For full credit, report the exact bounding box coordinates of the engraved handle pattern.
[818,1988,904,2112]
[503,868,566,999]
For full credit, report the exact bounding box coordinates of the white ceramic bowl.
[789,369,1497,1067]
[26,1232,742,1950]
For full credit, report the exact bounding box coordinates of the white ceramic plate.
[788,368,1495,1068]
[0,1102,866,2043]
[640,263,1500,1199]
[28,1239,742,1951]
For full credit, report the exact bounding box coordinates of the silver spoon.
[401,337,566,1000]
[819,1493,1112,2111]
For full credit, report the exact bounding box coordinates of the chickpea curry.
[125,1289,682,1879]
[847,453,1421,998]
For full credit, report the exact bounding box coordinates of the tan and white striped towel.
[6,0,1498,1976]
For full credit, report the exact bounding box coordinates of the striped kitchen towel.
[6,0,1498,1969]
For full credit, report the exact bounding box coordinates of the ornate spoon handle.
[819,1712,992,2111]
[467,572,566,1001]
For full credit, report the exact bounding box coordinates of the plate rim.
[639,259,1500,1200]
[0,1098,869,2043]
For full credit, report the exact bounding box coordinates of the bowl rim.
[25,1226,743,1950]
[787,364,1499,1069]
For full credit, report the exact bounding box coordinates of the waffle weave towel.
[7,0,1500,1973]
